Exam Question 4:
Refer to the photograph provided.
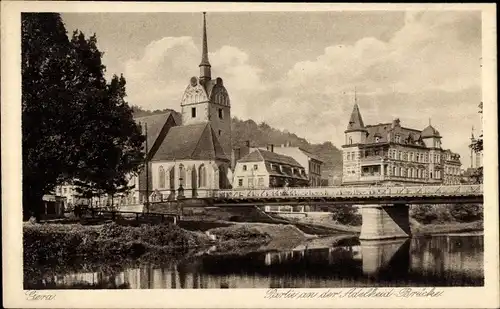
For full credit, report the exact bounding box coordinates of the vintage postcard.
[2,1,498,308]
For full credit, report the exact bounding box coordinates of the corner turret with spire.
[344,89,368,146]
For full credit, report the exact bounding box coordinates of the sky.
[61,11,483,168]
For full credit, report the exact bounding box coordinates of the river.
[25,235,483,289]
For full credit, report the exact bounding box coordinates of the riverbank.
[23,222,209,264]
[24,221,315,264]
[275,213,483,236]
[411,220,483,236]
[24,216,483,266]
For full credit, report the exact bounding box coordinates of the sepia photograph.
[2,2,498,308]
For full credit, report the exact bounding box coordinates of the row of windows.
[445,166,461,175]
[157,164,208,189]
[261,163,306,176]
[345,152,359,161]
[389,150,432,163]
[191,107,225,120]
[344,167,442,179]
[56,187,73,195]
[242,164,258,171]
[237,177,265,187]
[390,167,441,179]
[310,161,321,174]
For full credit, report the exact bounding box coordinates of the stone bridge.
[150,184,483,241]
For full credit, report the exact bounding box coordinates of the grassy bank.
[24,221,302,265]
[23,222,211,265]
[411,220,483,236]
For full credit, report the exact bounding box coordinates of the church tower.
[180,12,232,156]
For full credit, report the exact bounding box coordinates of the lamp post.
[176,179,185,224]
[177,179,185,200]
[145,124,150,213]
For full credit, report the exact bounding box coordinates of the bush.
[23,222,210,264]
[450,204,483,222]
[330,205,362,226]
[410,205,438,224]
[410,204,483,224]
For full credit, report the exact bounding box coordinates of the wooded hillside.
[132,106,343,180]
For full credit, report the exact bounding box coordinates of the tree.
[469,102,483,184]
[22,13,145,220]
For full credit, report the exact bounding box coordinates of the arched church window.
[179,164,186,187]
[158,166,165,188]
[198,165,207,188]
[349,137,353,145]
[169,167,175,189]
[219,165,226,188]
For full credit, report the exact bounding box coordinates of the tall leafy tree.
[22,13,145,220]
[469,102,483,184]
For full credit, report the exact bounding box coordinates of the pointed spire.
[471,126,475,140]
[199,12,211,83]
[346,102,366,132]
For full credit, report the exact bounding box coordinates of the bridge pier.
[360,239,410,277]
[359,204,411,240]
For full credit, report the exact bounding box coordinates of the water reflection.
[26,235,483,289]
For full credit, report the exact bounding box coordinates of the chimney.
[392,118,400,129]
[267,144,274,152]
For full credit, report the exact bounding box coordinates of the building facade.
[443,150,462,185]
[271,144,324,186]
[342,103,462,186]
[232,148,309,189]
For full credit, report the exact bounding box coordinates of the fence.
[210,184,483,200]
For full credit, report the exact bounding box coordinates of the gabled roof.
[270,145,324,164]
[152,122,229,162]
[346,103,367,132]
[134,112,178,154]
[238,149,303,168]
[298,147,324,163]
[364,123,425,146]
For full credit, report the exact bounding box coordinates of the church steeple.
[199,12,211,83]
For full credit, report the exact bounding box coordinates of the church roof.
[346,103,367,132]
[204,79,217,97]
[152,122,229,162]
[421,125,441,138]
[134,111,179,155]
[238,149,303,168]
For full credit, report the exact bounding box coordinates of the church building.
[148,12,233,200]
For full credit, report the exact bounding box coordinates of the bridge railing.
[210,184,483,200]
